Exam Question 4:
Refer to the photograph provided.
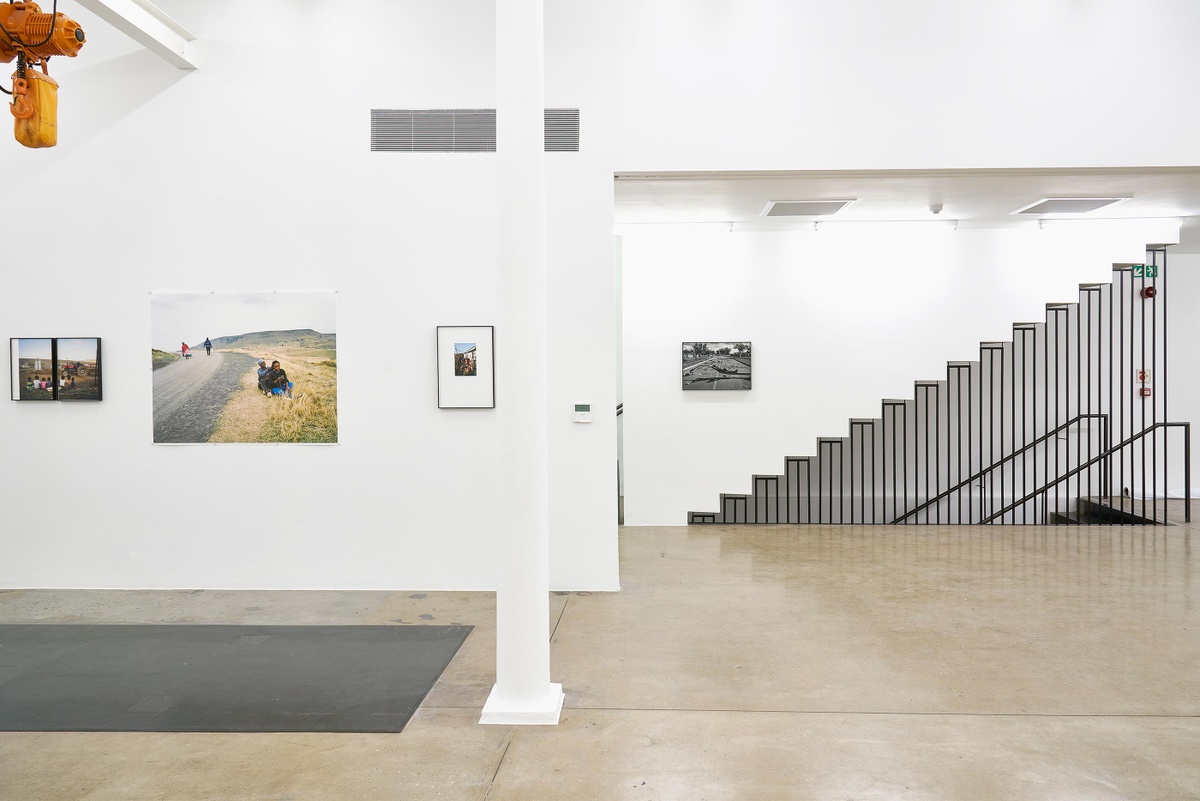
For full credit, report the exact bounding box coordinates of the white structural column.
[479,0,563,725]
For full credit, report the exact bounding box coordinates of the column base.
[479,682,564,725]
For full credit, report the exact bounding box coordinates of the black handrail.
[892,413,1109,524]
[979,421,1191,524]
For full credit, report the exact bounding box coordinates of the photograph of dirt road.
[150,292,337,444]
[682,341,752,390]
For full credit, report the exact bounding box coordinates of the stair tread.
[1050,512,1097,525]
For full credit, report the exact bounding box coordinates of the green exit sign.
[1132,264,1159,278]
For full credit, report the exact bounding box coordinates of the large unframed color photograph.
[150,291,338,444]
[682,341,752,390]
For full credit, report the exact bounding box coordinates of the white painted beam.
[75,0,196,70]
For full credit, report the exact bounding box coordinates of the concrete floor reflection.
[2,511,1197,800]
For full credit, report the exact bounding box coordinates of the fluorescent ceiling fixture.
[731,218,957,232]
[762,199,856,217]
[1012,197,1131,215]
[812,219,958,232]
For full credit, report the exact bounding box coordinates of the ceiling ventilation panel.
[1013,197,1130,215]
[762,200,856,217]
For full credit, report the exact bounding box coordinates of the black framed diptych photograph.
[682,341,752,390]
[9,337,103,402]
[437,326,495,408]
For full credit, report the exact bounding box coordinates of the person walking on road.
[204,337,212,356]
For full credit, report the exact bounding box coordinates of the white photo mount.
[437,325,495,409]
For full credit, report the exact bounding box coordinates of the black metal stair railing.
[981,422,1190,525]
[893,413,1111,524]
[687,247,1186,527]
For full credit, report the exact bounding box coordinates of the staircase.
[689,249,1191,526]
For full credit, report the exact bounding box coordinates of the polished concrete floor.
[2,516,1198,800]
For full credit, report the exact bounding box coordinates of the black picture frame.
[436,326,495,408]
[682,341,752,391]
[10,337,103,402]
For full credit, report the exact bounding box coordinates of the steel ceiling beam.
[75,0,196,70]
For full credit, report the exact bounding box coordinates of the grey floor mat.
[0,624,471,732]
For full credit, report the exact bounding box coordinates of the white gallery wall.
[621,222,1182,524]
[609,0,1200,523]
[612,0,1200,170]
[0,1,620,590]
[5,1,1200,587]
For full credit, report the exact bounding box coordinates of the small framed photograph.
[437,326,495,408]
[10,338,57,401]
[56,337,103,401]
[10,337,104,402]
[682,341,752,390]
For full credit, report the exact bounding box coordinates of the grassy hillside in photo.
[209,350,338,444]
[206,329,335,353]
[151,349,181,370]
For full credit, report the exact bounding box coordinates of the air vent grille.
[371,108,580,153]
[371,109,496,152]
[544,108,580,152]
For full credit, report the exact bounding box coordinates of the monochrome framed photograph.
[437,325,495,408]
[682,341,752,390]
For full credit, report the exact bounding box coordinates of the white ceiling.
[614,167,1200,251]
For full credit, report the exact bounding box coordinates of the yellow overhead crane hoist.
[0,0,85,148]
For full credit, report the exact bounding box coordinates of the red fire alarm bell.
[1142,286,1157,299]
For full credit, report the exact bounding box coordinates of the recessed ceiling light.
[762,199,856,217]
[1012,197,1131,215]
